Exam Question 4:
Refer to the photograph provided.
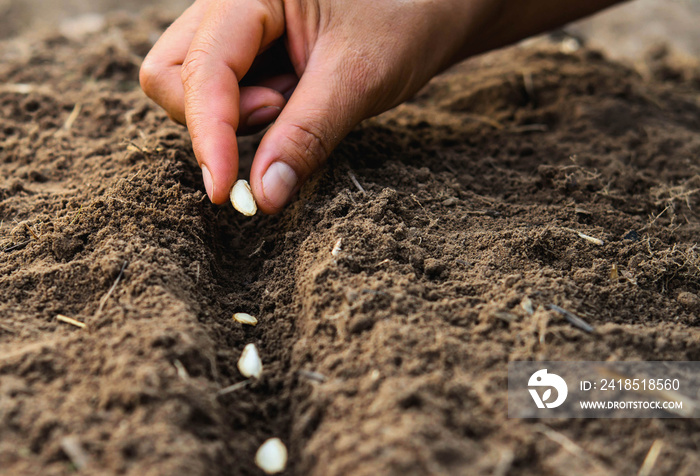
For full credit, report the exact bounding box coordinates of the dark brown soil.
[1,11,699,476]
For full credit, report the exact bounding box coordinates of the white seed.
[230,179,257,216]
[255,438,288,474]
[237,343,262,379]
[331,238,343,257]
[576,231,604,246]
[560,37,581,54]
[562,227,605,246]
[233,312,258,326]
[520,297,534,316]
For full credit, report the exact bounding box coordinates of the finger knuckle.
[253,0,285,32]
[284,121,330,175]
[180,49,210,88]
[139,55,163,97]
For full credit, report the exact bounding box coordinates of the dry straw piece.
[255,438,288,474]
[230,179,257,216]
[237,343,263,378]
[233,312,258,326]
[56,314,86,329]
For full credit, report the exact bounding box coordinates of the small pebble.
[237,343,262,379]
[255,438,288,474]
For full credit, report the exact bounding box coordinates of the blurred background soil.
[1,1,699,475]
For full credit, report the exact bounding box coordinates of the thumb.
[249,53,370,213]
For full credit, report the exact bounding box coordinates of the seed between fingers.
[230,179,257,216]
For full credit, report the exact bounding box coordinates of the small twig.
[68,205,84,226]
[126,141,144,153]
[56,314,86,329]
[23,223,38,240]
[96,261,128,318]
[638,198,678,233]
[62,103,82,132]
[410,194,428,215]
[648,205,670,228]
[248,240,266,258]
[2,239,31,253]
[547,304,595,333]
[534,424,609,474]
[535,424,587,458]
[345,189,357,205]
[217,379,251,396]
[637,440,663,476]
[348,171,366,195]
[298,369,328,383]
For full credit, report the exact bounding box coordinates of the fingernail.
[246,106,282,129]
[201,164,214,201]
[262,161,298,209]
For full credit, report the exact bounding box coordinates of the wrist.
[454,0,626,63]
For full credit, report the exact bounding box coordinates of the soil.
[1,8,700,476]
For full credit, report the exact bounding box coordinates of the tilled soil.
[1,12,699,476]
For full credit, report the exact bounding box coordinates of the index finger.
[181,0,285,204]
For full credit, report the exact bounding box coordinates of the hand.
[140,0,490,212]
[140,0,623,213]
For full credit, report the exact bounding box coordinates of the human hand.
[140,0,623,213]
[140,0,492,212]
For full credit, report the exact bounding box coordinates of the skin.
[140,0,625,213]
